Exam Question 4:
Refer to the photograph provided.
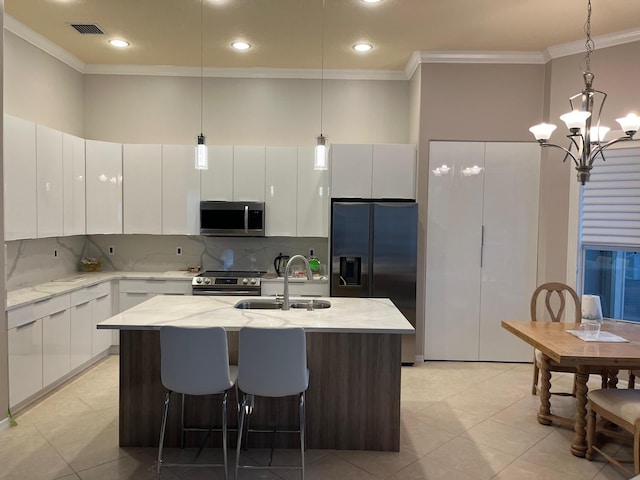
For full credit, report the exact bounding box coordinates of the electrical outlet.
[176,247,182,256]
[53,249,58,258]
[108,246,115,255]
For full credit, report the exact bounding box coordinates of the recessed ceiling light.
[361,0,382,3]
[231,41,251,51]
[108,39,129,48]
[353,43,373,52]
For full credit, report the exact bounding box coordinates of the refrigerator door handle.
[480,224,485,268]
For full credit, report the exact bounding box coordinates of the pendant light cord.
[200,0,204,135]
[320,0,325,136]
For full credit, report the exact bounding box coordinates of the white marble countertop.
[7,271,196,310]
[97,295,414,334]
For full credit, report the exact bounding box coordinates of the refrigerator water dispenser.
[339,257,361,285]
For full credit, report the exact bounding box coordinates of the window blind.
[581,146,640,247]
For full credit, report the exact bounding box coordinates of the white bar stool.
[234,327,309,479]
[156,326,237,479]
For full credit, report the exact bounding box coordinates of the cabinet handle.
[480,225,485,268]
[164,293,185,296]
[96,294,110,300]
[34,298,50,305]
[75,300,91,307]
[16,319,37,329]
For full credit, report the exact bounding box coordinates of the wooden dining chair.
[587,389,640,476]
[530,282,581,396]
[530,283,608,409]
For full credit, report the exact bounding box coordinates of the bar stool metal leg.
[222,392,228,478]
[157,390,172,475]
[300,391,306,480]
[235,394,248,480]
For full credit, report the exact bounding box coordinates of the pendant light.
[195,0,208,170]
[314,0,328,171]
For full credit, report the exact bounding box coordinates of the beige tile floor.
[0,355,636,479]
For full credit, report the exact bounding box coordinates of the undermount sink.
[234,299,331,310]
[234,299,282,310]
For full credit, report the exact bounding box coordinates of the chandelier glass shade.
[528,0,639,184]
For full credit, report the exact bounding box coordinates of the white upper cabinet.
[265,146,298,236]
[36,125,64,238]
[233,146,266,201]
[330,144,373,198]
[331,143,416,199]
[163,144,201,235]
[62,133,86,236]
[86,140,123,234]
[297,147,329,237]
[4,115,37,240]
[372,144,416,199]
[123,144,162,234]
[201,146,233,201]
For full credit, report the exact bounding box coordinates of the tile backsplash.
[6,235,328,290]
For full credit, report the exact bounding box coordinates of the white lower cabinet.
[92,292,113,357]
[42,308,71,387]
[70,300,92,370]
[8,318,43,408]
[118,279,191,312]
[119,292,154,312]
[7,277,193,409]
[70,282,113,358]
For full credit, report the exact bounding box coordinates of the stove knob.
[196,278,203,284]
[250,278,257,285]
[204,278,211,285]
[242,278,249,285]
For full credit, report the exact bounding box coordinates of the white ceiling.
[5,0,640,72]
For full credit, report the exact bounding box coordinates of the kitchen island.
[97,295,413,451]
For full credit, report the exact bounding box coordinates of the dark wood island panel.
[119,330,401,451]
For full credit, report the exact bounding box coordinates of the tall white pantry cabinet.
[425,141,540,362]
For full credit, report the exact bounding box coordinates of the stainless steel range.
[191,270,266,296]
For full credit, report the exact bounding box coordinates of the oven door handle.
[192,290,260,296]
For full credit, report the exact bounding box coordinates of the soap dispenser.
[308,249,320,272]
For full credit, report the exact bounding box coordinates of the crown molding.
[84,63,406,80]
[418,51,547,65]
[4,15,86,73]
[545,27,640,60]
[5,13,640,80]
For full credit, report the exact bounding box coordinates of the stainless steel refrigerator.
[330,200,418,364]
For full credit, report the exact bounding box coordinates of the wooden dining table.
[502,320,640,458]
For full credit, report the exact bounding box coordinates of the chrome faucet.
[282,254,313,310]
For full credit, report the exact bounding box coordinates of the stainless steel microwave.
[199,201,265,236]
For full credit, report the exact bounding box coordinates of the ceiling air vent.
[70,24,105,35]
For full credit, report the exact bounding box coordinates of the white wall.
[83,75,410,145]
[4,31,83,136]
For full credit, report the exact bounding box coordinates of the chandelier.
[528,0,640,184]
